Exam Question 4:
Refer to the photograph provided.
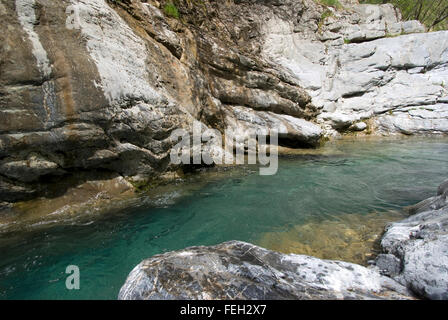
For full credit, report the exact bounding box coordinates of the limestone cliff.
[1,0,447,205]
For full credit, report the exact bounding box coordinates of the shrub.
[164,2,180,19]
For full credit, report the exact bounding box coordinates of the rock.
[380,179,448,300]
[223,105,323,148]
[438,180,448,196]
[350,122,367,131]
[0,153,64,183]
[401,20,426,34]
[374,254,401,277]
[120,179,448,300]
[375,104,448,135]
[119,241,413,300]
[0,172,136,233]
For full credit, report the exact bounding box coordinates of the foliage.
[164,2,180,19]
[318,9,335,32]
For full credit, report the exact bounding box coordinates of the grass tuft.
[164,2,180,19]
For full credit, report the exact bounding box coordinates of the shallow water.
[0,137,447,300]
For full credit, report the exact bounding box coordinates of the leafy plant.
[164,2,180,19]
[318,9,334,32]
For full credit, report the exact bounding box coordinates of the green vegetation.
[318,0,343,10]
[321,9,334,22]
[164,2,180,19]
[360,0,448,30]
[318,9,334,32]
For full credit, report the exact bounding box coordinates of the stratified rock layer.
[0,0,320,203]
[260,2,448,136]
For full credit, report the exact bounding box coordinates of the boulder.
[118,241,413,300]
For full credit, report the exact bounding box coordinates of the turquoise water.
[0,138,448,300]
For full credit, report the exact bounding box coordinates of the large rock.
[118,241,413,300]
[379,179,448,300]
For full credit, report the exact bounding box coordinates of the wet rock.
[119,241,413,300]
[0,172,136,232]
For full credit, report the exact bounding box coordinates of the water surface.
[0,137,447,299]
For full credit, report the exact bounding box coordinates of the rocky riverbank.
[376,179,448,299]
[119,179,448,300]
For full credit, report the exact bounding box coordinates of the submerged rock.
[258,209,406,265]
[118,241,413,300]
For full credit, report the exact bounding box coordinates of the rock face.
[1,0,448,205]
[378,179,448,300]
[260,2,448,136]
[118,240,413,300]
[0,0,319,204]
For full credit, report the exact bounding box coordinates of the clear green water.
[1,138,448,300]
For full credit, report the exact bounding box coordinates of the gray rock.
[223,105,323,148]
[119,241,413,300]
[261,2,448,137]
[402,20,426,34]
[350,122,368,131]
[380,179,448,300]
[0,0,320,203]
[374,254,401,277]
[1,0,448,207]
